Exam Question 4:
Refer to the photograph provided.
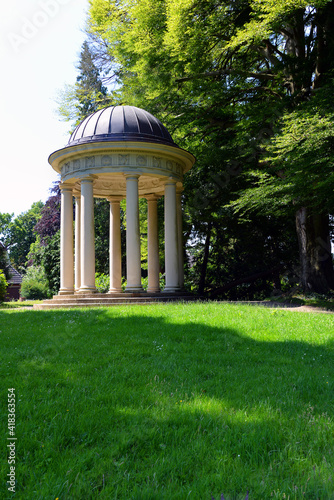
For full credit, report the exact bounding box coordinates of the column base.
[147,287,161,293]
[58,288,75,295]
[77,287,97,294]
[125,285,144,293]
[163,286,181,293]
[108,287,123,294]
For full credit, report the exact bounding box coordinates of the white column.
[147,195,160,293]
[164,180,180,293]
[125,175,143,292]
[79,177,96,293]
[108,196,122,293]
[59,184,74,295]
[74,195,81,292]
[176,189,184,289]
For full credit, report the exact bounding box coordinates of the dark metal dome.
[68,105,177,147]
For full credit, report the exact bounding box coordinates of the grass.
[267,293,334,311]
[0,300,43,309]
[0,302,333,499]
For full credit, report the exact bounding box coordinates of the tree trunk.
[295,208,334,293]
[198,224,212,295]
[314,1,334,89]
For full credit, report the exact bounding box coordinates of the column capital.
[79,175,96,184]
[145,194,161,202]
[164,178,177,186]
[59,183,74,192]
[107,195,124,203]
[125,174,140,181]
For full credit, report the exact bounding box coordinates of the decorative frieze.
[102,155,112,166]
[60,152,185,182]
[85,156,95,169]
[118,154,130,166]
[153,156,161,168]
[136,155,147,166]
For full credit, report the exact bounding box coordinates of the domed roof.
[68,105,177,147]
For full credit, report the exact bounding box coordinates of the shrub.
[0,269,8,302]
[20,266,49,300]
[95,273,110,293]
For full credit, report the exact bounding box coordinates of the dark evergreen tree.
[75,40,110,120]
[57,40,111,126]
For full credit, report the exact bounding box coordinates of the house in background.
[6,265,22,300]
[0,242,23,300]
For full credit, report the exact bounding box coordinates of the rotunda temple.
[48,105,195,298]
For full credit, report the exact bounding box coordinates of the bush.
[0,269,8,302]
[95,273,110,293]
[20,266,49,300]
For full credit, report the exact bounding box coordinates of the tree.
[87,0,334,294]
[0,203,43,271]
[0,269,8,302]
[0,214,13,279]
[57,40,111,127]
[34,182,61,243]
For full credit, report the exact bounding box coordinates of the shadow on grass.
[0,306,333,499]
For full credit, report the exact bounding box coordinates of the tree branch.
[176,68,276,83]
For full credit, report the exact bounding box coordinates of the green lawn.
[1,302,333,499]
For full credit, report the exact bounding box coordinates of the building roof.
[68,106,177,148]
[7,265,22,285]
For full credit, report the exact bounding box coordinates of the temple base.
[34,292,196,310]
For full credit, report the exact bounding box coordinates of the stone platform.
[33,292,197,310]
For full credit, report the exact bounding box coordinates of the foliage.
[57,40,111,127]
[94,198,111,275]
[41,231,61,297]
[34,182,61,242]
[20,265,50,300]
[86,0,334,294]
[231,84,334,217]
[0,242,11,280]
[0,212,14,248]
[0,202,43,271]
[0,269,8,302]
[1,303,334,498]
[95,272,109,292]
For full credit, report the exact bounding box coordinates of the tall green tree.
[57,40,111,126]
[0,203,43,271]
[0,213,14,279]
[87,0,334,294]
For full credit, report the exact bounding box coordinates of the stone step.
[48,291,193,300]
[33,293,197,310]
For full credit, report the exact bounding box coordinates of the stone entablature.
[60,153,183,180]
[49,142,194,192]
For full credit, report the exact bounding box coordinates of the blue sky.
[0,0,89,216]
